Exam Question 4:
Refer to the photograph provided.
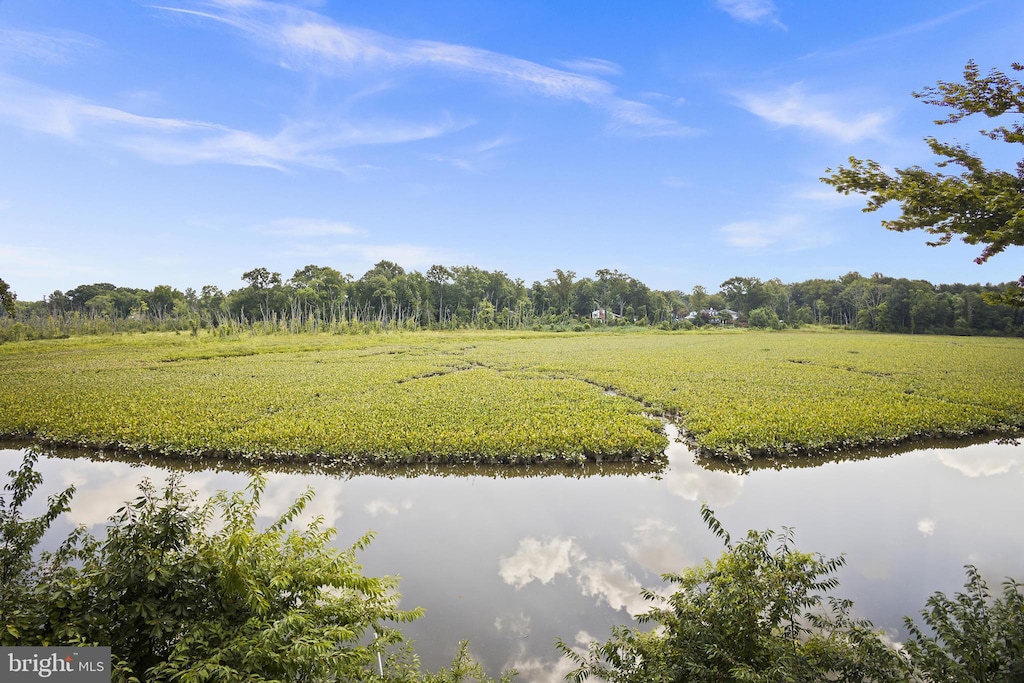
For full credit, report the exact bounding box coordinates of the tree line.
[1,264,1022,340]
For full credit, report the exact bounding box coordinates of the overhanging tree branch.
[0,278,16,318]
[822,60,1024,305]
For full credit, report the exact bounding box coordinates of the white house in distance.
[719,308,740,322]
[684,308,740,324]
[591,308,622,323]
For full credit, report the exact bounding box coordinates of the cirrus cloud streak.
[158,0,698,138]
[736,84,889,143]
[0,73,465,170]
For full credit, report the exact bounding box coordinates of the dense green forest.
[2,263,1022,341]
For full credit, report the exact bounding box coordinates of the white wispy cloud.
[424,134,516,172]
[158,0,697,137]
[640,91,687,106]
[121,117,464,169]
[554,57,624,77]
[0,243,102,279]
[279,21,609,99]
[423,153,476,172]
[715,0,785,28]
[719,215,833,251]
[736,84,889,142]
[474,134,514,153]
[721,220,776,248]
[0,28,100,65]
[805,4,985,60]
[0,74,462,169]
[257,218,361,237]
[606,99,700,137]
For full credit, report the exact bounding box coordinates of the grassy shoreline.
[2,329,1022,465]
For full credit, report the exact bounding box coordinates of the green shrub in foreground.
[559,505,1024,683]
[0,454,512,682]
[904,566,1024,683]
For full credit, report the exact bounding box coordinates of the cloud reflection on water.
[25,456,352,531]
[49,459,204,528]
[498,533,653,618]
[508,631,593,683]
[499,530,660,619]
[625,518,691,575]
[662,426,745,506]
[576,559,648,617]
[917,518,936,537]
[937,447,1022,478]
[493,612,531,639]
[498,537,585,589]
[258,475,348,528]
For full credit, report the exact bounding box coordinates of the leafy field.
[463,331,1024,458]
[1,329,1022,464]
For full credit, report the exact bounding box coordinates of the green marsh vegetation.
[1,329,1021,466]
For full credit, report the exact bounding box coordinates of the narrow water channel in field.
[3,432,1023,681]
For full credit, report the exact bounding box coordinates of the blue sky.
[1,0,1021,301]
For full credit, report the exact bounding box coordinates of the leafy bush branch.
[559,504,1024,683]
[0,454,510,682]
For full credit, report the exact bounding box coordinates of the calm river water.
[2,430,1023,681]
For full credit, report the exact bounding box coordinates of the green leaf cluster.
[559,506,1024,683]
[0,452,82,644]
[904,566,1024,682]
[822,60,1024,304]
[1,455,509,682]
[559,505,908,682]
[0,277,15,318]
